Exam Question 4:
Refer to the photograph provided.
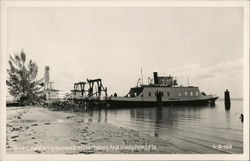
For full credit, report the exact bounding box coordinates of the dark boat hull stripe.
[107,98,218,108]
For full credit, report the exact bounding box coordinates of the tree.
[6,50,40,105]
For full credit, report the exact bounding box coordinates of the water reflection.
[95,109,108,123]
[76,100,243,153]
[154,107,162,137]
[97,109,101,122]
[104,109,107,123]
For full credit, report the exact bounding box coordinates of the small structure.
[71,81,88,100]
[87,79,107,98]
[44,89,59,100]
[37,66,64,101]
[70,78,108,108]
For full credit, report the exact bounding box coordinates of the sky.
[6,7,243,98]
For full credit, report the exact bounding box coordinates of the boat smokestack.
[45,66,50,83]
[153,72,158,84]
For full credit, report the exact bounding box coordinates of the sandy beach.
[6,106,187,154]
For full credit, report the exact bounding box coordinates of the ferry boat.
[107,72,218,107]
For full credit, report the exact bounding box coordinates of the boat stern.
[209,95,219,104]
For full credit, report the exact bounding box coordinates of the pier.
[70,78,108,108]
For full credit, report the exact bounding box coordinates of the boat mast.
[141,67,143,85]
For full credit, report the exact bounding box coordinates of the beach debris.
[31,124,38,126]
[81,142,88,145]
[11,135,19,139]
[44,122,51,125]
[35,150,41,153]
[81,129,88,133]
[70,139,79,142]
[17,116,21,119]
[66,115,74,119]
[79,150,94,154]
[48,100,81,112]
[10,127,17,131]
[31,137,35,139]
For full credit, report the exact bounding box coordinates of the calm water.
[75,100,243,154]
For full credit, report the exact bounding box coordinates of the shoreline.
[6,106,188,154]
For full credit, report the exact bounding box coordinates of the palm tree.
[6,50,40,105]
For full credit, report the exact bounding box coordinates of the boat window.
[166,92,170,96]
[155,92,157,96]
[185,92,188,96]
[190,92,193,96]
[162,92,164,97]
[179,92,182,96]
[196,92,199,96]
[149,92,151,97]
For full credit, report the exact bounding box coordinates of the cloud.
[163,58,242,79]
[7,7,243,98]
[155,58,243,98]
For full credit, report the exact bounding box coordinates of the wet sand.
[6,106,187,154]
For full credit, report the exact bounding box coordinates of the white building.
[44,89,66,101]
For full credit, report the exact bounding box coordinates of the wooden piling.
[224,89,231,109]
[240,114,244,122]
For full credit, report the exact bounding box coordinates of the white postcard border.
[0,1,249,161]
